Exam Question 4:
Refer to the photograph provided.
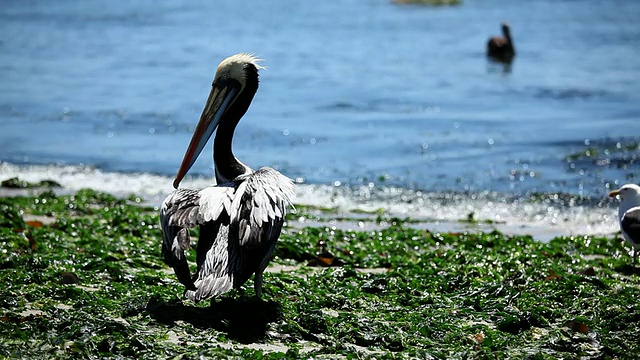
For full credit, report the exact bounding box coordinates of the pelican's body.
[487,23,515,62]
[609,184,640,267]
[160,54,295,302]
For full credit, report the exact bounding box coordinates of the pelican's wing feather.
[229,167,295,248]
[160,185,236,290]
[186,223,235,302]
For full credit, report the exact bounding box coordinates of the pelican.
[487,23,515,63]
[609,184,640,267]
[160,53,295,302]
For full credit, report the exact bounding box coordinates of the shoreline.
[0,160,621,242]
[0,182,619,243]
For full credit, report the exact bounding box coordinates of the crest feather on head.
[218,53,265,71]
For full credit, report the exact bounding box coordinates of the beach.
[1,178,639,358]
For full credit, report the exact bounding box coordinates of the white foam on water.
[0,162,619,240]
[293,183,618,240]
[0,162,210,206]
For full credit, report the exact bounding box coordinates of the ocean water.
[1,0,639,237]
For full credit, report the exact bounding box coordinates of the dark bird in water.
[160,53,295,302]
[609,184,640,267]
[487,23,515,62]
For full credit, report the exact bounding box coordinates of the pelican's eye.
[221,72,230,80]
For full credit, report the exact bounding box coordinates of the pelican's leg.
[254,271,263,300]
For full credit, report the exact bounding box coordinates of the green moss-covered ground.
[1,188,639,359]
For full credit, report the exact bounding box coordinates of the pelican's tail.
[185,274,235,302]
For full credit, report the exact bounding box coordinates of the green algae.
[1,177,61,189]
[564,139,639,183]
[565,141,639,162]
[1,189,639,359]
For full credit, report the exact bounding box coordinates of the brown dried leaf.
[574,322,589,333]
[307,251,344,267]
[468,332,484,344]
[25,220,43,228]
[545,269,562,281]
[317,256,334,266]
[564,320,589,333]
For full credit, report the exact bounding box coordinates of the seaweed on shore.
[1,188,639,359]
[1,177,61,189]
[564,138,639,182]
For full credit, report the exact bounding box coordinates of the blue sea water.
[1,0,639,202]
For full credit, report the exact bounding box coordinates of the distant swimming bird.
[160,54,295,302]
[487,23,515,62]
[609,184,640,267]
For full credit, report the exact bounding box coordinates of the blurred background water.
[1,0,638,204]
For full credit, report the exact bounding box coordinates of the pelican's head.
[213,53,264,92]
[173,53,263,188]
[609,184,640,202]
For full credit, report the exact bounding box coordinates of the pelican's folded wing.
[229,167,295,249]
[160,186,236,290]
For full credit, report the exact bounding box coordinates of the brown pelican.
[609,184,640,266]
[160,53,295,302]
[487,23,515,63]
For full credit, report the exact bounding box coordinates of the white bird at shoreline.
[160,54,295,302]
[609,184,640,267]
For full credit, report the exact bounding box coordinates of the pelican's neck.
[502,26,514,49]
[502,26,511,40]
[213,74,259,183]
[213,119,251,183]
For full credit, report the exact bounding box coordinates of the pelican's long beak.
[609,189,620,198]
[173,83,239,188]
